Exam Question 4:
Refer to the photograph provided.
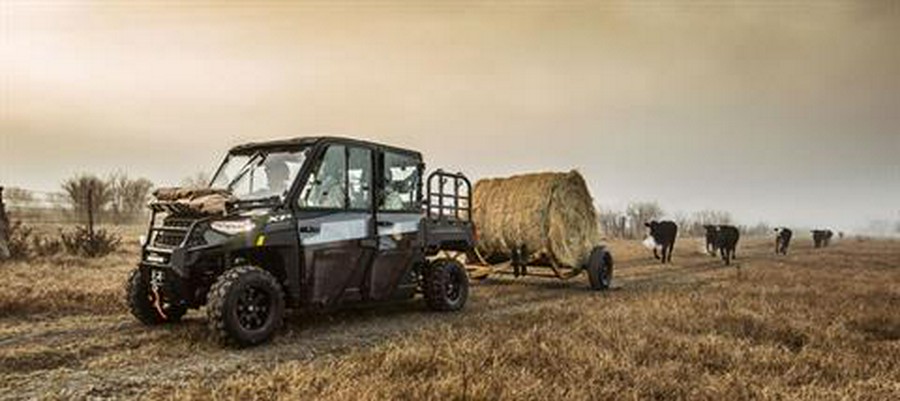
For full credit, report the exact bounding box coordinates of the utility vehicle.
[127,137,474,346]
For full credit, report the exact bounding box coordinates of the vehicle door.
[368,150,422,300]
[296,144,376,305]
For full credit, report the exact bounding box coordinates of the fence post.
[86,187,95,241]
[0,186,10,260]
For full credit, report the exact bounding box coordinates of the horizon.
[2,1,898,232]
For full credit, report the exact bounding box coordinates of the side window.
[380,152,420,212]
[348,147,372,210]
[298,145,346,209]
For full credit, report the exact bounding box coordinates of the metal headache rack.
[426,169,472,224]
[423,170,474,253]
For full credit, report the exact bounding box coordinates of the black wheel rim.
[597,253,612,287]
[601,264,611,286]
[445,268,462,301]
[236,286,271,331]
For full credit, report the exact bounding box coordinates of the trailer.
[424,170,613,290]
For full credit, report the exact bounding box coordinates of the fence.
[2,189,149,226]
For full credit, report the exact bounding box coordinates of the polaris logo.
[268,214,291,223]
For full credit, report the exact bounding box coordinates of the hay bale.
[153,187,234,216]
[472,170,600,269]
[153,187,231,202]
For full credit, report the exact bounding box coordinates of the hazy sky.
[2,1,898,230]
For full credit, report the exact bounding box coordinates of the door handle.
[299,225,321,234]
[377,221,395,227]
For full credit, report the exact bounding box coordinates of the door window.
[348,147,372,210]
[380,152,420,212]
[298,145,346,209]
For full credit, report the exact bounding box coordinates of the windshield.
[210,147,309,201]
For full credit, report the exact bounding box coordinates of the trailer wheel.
[207,266,284,347]
[424,259,469,311]
[126,267,187,325]
[587,247,613,291]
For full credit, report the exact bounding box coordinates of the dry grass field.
[1,233,898,400]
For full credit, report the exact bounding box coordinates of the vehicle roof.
[229,136,422,158]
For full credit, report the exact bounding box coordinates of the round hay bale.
[472,170,600,269]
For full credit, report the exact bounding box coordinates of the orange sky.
[2,1,898,230]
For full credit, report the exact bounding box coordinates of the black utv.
[127,137,475,346]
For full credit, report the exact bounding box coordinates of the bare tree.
[181,172,211,189]
[3,187,34,206]
[62,174,112,225]
[598,207,627,239]
[626,201,664,238]
[672,211,693,237]
[107,172,154,223]
[744,221,771,236]
[688,209,734,236]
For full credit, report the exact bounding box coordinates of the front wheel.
[423,259,469,312]
[126,267,187,325]
[586,247,613,291]
[207,266,285,347]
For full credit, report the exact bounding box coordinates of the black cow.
[774,227,792,255]
[644,220,677,264]
[812,229,833,248]
[714,225,740,266]
[703,225,719,256]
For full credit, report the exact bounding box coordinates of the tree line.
[4,173,154,225]
[5,172,213,225]
[0,172,207,262]
[62,173,154,224]
[598,201,774,239]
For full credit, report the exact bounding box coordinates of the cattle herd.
[643,221,839,266]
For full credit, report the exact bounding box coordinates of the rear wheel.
[423,259,469,311]
[207,266,284,347]
[126,268,187,325]
[587,247,613,291]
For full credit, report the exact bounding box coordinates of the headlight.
[145,253,167,264]
[210,219,255,235]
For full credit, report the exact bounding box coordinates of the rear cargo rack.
[423,170,474,254]
[426,169,472,223]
